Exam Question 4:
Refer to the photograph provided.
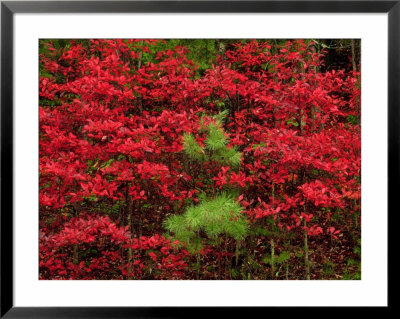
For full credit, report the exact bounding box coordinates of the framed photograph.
[1,0,395,317]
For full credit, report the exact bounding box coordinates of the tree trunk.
[351,39,357,72]
[270,239,275,279]
[304,219,311,280]
[73,244,79,265]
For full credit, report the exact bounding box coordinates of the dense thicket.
[39,39,361,280]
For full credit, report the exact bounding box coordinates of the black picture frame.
[1,0,395,317]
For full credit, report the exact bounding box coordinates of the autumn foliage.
[39,39,361,280]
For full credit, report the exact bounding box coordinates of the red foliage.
[39,39,360,279]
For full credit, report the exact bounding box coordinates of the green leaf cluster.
[183,111,241,168]
[164,193,248,252]
[205,123,228,150]
[183,133,206,161]
[262,250,291,265]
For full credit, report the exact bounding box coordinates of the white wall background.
[14,13,387,306]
